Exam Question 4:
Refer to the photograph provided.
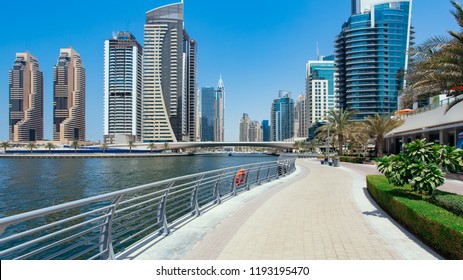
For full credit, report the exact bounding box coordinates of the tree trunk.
[377,136,384,158]
[338,135,344,156]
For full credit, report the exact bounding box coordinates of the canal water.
[0,153,276,218]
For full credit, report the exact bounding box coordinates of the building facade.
[201,87,215,141]
[271,91,294,141]
[335,0,412,120]
[248,121,263,142]
[295,94,307,138]
[103,32,142,144]
[53,47,86,143]
[9,51,43,142]
[214,76,225,142]
[306,57,336,125]
[239,113,251,142]
[262,120,270,142]
[142,2,197,142]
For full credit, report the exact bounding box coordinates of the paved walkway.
[121,159,442,260]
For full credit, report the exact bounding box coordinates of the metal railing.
[0,157,296,260]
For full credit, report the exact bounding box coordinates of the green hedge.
[366,175,463,259]
[431,191,463,218]
[339,156,365,164]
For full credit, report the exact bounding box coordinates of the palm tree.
[128,140,135,153]
[148,143,157,153]
[365,114,404,158]
[1,142,10,152]
[318,109,356,156]
[71,140,79,153]
[163,142,169,152]
[403,1,463,112]
[45,142,56,153]
[27,142,37,153]
[345,122,370,157]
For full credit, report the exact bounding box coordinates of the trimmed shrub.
[431,191,463,218]
[367,175,463,259]
[339,156,365,164]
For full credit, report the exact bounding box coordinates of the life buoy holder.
[235,169,246,186]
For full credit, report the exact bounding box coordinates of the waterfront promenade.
[120,158,455,260]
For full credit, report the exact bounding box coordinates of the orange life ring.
[235,169,246,186]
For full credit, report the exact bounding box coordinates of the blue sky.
[0,0,458,142]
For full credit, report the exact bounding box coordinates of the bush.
[430,191,463,218]
[377,139,463,195]
[367,175,463,259]
[339,156,365,164]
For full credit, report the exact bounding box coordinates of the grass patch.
[367,175,463,259]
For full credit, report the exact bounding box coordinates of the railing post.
[191,175,205,217]
[244,168,250,191]
[214,170,225,205]
[157,185,172,236]
[256,163,264,186]
[266,164,271,182]
[231,168,240,196]
[99,195,123,260]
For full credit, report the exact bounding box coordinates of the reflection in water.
[0,154,275,217]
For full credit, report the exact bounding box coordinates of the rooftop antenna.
[316,41,320,60]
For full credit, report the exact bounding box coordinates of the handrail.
[0,156,297,260]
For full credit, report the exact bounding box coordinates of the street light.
[325,123,331,163]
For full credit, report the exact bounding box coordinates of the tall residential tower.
[336,0,412,119]
[104,32,142,144]
[142,2,197,142]
[9,52,43,142]
[271,91,294,141]
[53,47,86,143]
[306,57,336,125]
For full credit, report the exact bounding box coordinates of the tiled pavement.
[123,159,442,260]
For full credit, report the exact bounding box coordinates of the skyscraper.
[271,91,294,141]
[295,94,307,138]
[336,0,412,120]
[142,2,197,142]
[306,57,336,125]
[104,32,142,144]
[200,76,225,142]
[9,51,43,142]
[214,76,225,142]
[201,86,215,141]
[248,121,262,142]
[53,47,86,143]
[239,113,251,142]
[261,120,270,142]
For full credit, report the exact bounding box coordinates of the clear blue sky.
[0,0,458,142]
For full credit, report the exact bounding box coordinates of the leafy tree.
[1,142,10,152]
[403,1,463,112]
[364,114,404,157]
[377,139,463,195]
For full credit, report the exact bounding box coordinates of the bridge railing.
[0,157,296,260]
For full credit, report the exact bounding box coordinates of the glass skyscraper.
[335,0,412,120]
[261,120,270,142]
[200,76,225,142]
[104,32,142,144]
[142,2,197,142]
[271,91,294,141]
[201,87,215,141]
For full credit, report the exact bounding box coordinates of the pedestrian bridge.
[112,141,296,150]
